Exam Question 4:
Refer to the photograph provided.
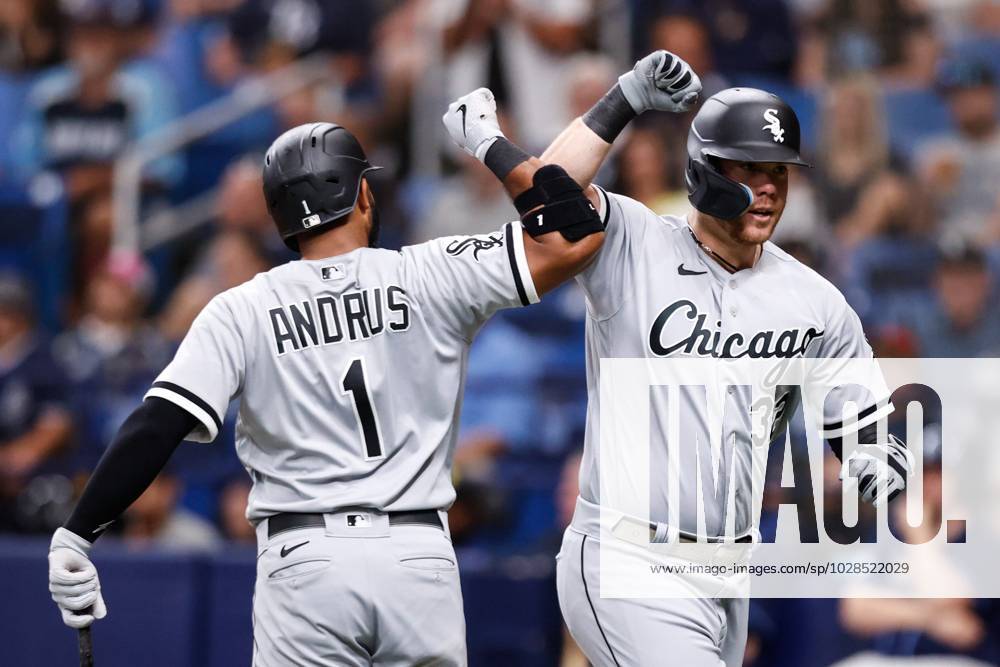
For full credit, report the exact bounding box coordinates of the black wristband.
[827,420,879,462]
[483,138,531,181]
[582,84,637,143]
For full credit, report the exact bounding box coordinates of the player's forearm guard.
[582,84,637,144]
[514,164,603,241]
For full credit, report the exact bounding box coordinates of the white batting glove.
[618,50,702,115]
[840,435,914,507]
[49,527,107,629]
[443,87,505,161]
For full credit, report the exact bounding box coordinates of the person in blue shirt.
[0,275,73,532]
[13,0,180,200]
[909,243,1000,357]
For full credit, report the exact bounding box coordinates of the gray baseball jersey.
[575,187,892,538]
[146,222,537,522]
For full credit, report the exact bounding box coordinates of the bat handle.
[75,606,95,667]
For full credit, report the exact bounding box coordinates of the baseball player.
[46,98,605,665]
[527,51,912,666]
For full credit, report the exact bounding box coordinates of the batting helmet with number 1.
[262,123,382,251]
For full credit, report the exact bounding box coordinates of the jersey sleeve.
[144,294,245,443]
[575,186,650,320]
[808,295,894,440]
[402,221,539,340]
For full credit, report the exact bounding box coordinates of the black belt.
[650,522,754,544]
[267,510,442,538]
[679,533,753,544]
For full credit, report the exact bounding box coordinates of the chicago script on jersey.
[648,299,824,358]
[268,286,411,355]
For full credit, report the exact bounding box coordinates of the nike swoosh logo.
[457,104,468,137]
[678,263,708,276]
[280,541,309,558]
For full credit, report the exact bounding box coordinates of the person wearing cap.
[904,243,1000,358]
[0,275,73,532]
[54,253,172,470]
[918,57,1000,245]
[13,0,179,201]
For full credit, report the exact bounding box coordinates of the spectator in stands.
[907,243,1000,357]
[840,449,1000,664]
[158,230,270,342]
[644,13,724,197]
[564,52,619,188]
[442,0,594,153]
[213,155,293,264]
[219,0,378,141]
[14,0,179,201]
[805,0,940,86]
[655,0,798,82]
[812,75,925,249]
[413,152,515,242]
[769,169,828,261]
[565,53,617,121]
[613,126,687,216]
[0,0,63,72]
[55,253,171,467]
[921,0,1000,45]
[226,0,375,84]
[0,276,73,531]
[123,468,221,551]
[918,58,1000,247]
[649,11,727,98]
[167,154,293,288]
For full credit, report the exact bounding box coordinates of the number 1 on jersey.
[341,358,384,460]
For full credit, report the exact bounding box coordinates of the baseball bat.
[75,607,94,667]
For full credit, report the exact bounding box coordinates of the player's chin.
[735,210,780,244]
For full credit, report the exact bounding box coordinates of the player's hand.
[443,87,505,161]
[618,50,702,115]
[840,435,914,507]
[48,527,107,629]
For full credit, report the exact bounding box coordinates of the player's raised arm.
[543,50,702,192]
[442,88,605,296]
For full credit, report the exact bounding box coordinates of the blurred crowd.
[1,0,1000,665]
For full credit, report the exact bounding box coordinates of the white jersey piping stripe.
[822,401,894,439]
[508,221,540,304]
[144,386,219,443]
[594,185,610,228]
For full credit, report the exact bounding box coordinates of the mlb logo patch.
[321,265,344,281]
[347,513,370,528]
[302,213,322,228]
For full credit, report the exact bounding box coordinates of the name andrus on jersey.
[269,285,411,356]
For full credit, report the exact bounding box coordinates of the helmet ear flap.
[686,158,754,221]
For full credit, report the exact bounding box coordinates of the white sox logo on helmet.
[762,108,785,143]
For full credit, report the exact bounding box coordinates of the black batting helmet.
[262,123,381,251]
[686,88,809,221]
